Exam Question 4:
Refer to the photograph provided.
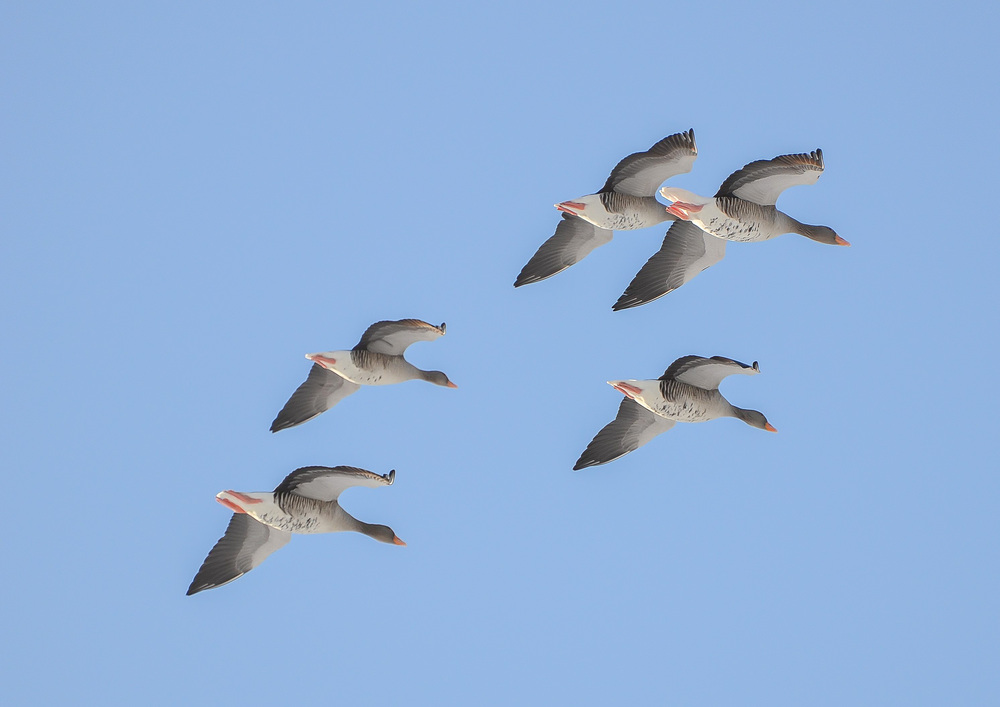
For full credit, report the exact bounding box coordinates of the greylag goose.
[187,466,404,595]
[574,356,775,469]
[271,318,456,432]
[614,149,848,310]
[514,130,698,286]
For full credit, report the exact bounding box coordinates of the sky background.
[3,1,999,704]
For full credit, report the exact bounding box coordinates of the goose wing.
[715,149,825,205]
[273,465,395,502]
[186,514,291,595]
[600,129,698,197]
[270,363,361,432]
[663,355,760,390]
[613,221,726,310]
[573,398,676,469]
[514,214,613,286]
[355,319,446,355]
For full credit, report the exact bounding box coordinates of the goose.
[514,129,698,287]
[574,356,776,470]
[270,318,456,432]
[187,466,404,595]
[614,149,848,310]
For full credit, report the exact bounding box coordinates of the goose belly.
[692,213,767,242]
[576,196,663,231]
[246,502,335,534]
[331,354,410,386]
[646,398,720,423]
[691,200,780,243]
[578,208,654,231]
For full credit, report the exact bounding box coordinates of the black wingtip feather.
[612,296,639,311]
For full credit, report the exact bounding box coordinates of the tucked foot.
[665,202,703,219]
[216,496,246,514]
[555,201,587,215]
[305,353,337,369]
[227,490,263,504]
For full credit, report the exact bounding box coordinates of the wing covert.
[274,465,395,502]
[715,149,824,205]
[600,129,698,197]
[356,319,446,355]
[663,355,759,389]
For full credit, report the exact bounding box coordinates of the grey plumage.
[187,466,401,595]
[270,319,451,432]
[716,149,824,204]
[574,355,773,470]
[354,319,446,355]
[600,129,698,196]
[516,129,697,287]
[273,465,395,502]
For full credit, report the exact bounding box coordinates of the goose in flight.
[615,149,848,310]
[515,130,698,287]
[187,466,404,595]
[574,356,776,470]
[271,318,456,432]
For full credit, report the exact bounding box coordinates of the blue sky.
[3,1,998,704]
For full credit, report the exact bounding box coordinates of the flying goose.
[614,149,848,310]
[574,356,776,470]
[514,130,698,287]
[187,466,404,595]
[270,318,456,432]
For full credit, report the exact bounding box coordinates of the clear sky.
[3,1,998,704]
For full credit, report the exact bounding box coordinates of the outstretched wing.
[186,514,291,595]
[514,214,613,286]
[573,398,676,470]
[273,465,395,502]
[600,129,698,197]
[355,319,446,355]
[715,149,825,205]
[613,221,726,310]
[270,364,361,432]
[662,355,760,390]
